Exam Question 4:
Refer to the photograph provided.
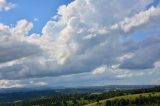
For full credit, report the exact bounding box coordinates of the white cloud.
[0,80,22,88]
[12,19,33,36]
[0,0,15,11]
[34,82,48,86]
[111,7,160,33]
[30,81,48,86]
[91,66,107,75]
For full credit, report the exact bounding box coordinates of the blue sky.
[130,0,160,41]
[0,0,72,33]
[147,0,160,8]
[0,0,160,88]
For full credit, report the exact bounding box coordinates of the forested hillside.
[0,86,159,106]
[87,92,160,106]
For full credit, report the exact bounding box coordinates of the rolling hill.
[85,92,160,106]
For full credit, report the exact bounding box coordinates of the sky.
[0,0,160,88]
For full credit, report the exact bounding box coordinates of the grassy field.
[85,92,160,106]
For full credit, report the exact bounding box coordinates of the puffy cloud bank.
[0,0,160,86]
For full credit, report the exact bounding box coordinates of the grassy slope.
[85,92,160,106]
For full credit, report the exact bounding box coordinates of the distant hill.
[0,85,156,102]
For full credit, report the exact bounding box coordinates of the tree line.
[106,94,160,106]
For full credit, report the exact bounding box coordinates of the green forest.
[0,86,160,106]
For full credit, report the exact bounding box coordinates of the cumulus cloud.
[0,0,15,11]
[0,20,41,64]
[0,0,160,84]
